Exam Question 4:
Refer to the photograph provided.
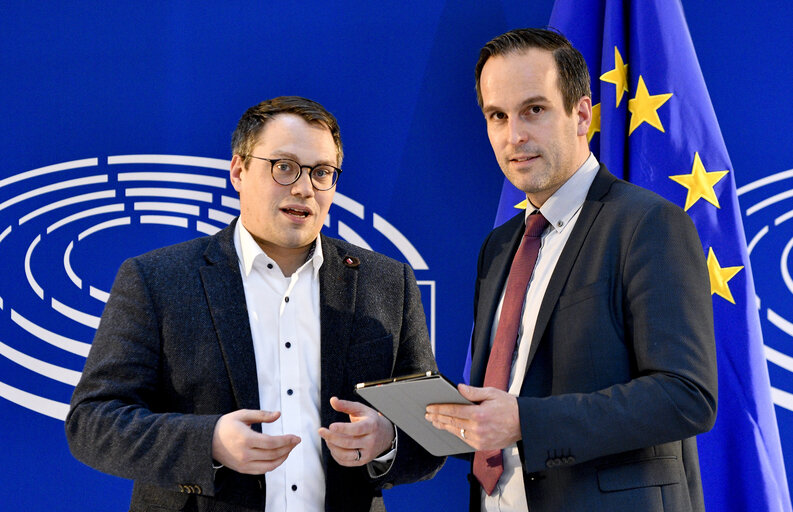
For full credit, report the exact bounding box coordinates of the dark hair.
[474,28,591,113]
[231,96,343,166]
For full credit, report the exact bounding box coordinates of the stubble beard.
[501,152,556,198]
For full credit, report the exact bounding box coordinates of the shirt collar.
[525,152,599,233]
[234,220,324,278]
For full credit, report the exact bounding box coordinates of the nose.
[290,168,315,197]
[507,118,529,146]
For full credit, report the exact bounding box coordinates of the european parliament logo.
[0,155,435,421]
[738,167,793,413]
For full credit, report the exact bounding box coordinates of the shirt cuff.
[366,426,398,478]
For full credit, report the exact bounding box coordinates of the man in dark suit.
[426,29,717,511]
[66,96,443,511]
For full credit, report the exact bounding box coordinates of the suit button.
[178,484,186,493]
[564,456,575,465]
[194,485,202,495]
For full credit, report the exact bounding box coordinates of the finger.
[319,427,365,449]
[330,396,374,417]
[234,409,281,425]
[238,451,293,475]
[251,437,301,461]
[425,411,464,432]
[328,417,375,436]
[251,433,301,451]
[433,419,477,446]
[458,383,497,402]
[328,446,365,467]
[425,403,471,420]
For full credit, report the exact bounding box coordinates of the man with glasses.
[66,96,443,511]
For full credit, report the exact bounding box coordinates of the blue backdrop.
[1,2,792,510]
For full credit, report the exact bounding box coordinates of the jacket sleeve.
[512,201,717,473]
[367,262,446,488]
[65,257,222,495]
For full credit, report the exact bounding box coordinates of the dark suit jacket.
[66,220,443,512]
[468,166,717,511]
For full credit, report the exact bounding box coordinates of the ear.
[575,96,593,137]
[230,154,245,192]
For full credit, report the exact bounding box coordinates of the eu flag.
[494,0,790,509]
[463,0,791,509]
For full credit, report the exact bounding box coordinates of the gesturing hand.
[211,409,301,474]
[318,397,395,466]
[425,383,521,451]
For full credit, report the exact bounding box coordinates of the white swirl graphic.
[0,155,434,420]
[738,168,793,411]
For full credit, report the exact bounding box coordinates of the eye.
[313,167,330,178]
[528,105,544,115]
[274,160,296,173]
[489,111,507,121]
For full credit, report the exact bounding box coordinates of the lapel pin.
[343,256,360,268]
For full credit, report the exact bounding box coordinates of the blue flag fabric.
[465,0,791,509]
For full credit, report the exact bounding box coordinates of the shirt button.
[267,263,273,269]
[285,341,292,348]
[284,296,289,303]
[287,389,293,396]
[291,484,298,491]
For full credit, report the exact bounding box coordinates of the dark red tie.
[474,212,548,495]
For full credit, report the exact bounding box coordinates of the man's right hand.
[211,409,301,474]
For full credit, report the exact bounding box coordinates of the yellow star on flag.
[588,103,601,143]
[600,46,629,106]
[669,152,729,211]
[515,199,528,210]
[628,76,673,135]
[706,247,743,304]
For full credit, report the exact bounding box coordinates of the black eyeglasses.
[245,156,341,191]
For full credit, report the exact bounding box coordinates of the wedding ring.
[460,428,466,440]
[354,449,362,462]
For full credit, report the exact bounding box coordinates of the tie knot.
[524,213,549,238]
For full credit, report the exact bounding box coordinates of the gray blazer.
[66,220,443,512]
[468,166,717,511]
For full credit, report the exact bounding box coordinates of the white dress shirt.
[482,154,600,511]
[235,221,325,512]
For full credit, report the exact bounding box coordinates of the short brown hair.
[231,96,343,166]
[474,28,591,113]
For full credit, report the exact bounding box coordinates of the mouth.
[281,206,311,218]
[510,154,539,164]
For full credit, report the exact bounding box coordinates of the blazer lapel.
[318,236,357,427]
[525,165,616,367]
[200,221,260,411]
[470,214,524,387]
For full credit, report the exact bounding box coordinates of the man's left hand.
[318,397,395,467]
[425,383,521,451]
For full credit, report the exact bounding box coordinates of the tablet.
[355,371,476,456]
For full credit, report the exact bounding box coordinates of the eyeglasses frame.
[243,155,342,191]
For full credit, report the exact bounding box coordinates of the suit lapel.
[525,166,616,367]
[200,221,260,411]
[470,214,524,387]
[318,236,357,427]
